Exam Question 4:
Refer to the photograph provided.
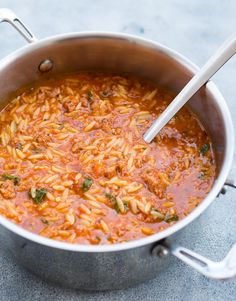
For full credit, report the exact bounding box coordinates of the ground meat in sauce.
[142,169,167,199]
[0,73,216,244]
[0,180,16,199]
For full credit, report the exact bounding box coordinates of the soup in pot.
[0,73,216,244]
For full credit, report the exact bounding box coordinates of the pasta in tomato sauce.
[0,73,216,244]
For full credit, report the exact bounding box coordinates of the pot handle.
[0,8,37,43]
[225,177,236,189]
[153,242,236,279]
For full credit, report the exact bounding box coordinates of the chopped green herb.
[2,174,20,185]
[123,201,129,211]
[150,208,165,220]
[105,192,116,202]
[81,178,93,192]
[32,147,42,153]
[105,192,120,213]
[114,203,120,213]
[29,187,47,204]
[40,218,49,225]
[87,90,93,102]
[105,193,128,213]
[198,171,205,180]
[16,142,23,150]
[165,214,179,223]
[200,143,209,155]
[100,90,111,98]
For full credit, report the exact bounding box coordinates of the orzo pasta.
[0,73,216,244]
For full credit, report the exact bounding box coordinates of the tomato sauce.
[0,73,216,244]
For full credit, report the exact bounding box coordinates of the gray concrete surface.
[0,0,236,300]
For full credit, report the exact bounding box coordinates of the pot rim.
[0,31,234,253]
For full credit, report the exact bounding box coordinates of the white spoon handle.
[143,35,236,143]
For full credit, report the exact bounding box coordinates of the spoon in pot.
[143,35,236,143]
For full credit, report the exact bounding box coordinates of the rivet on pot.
[217,186,227,197]
[220,186,227,195]
[152,245,169,257]
[38,59,53,73]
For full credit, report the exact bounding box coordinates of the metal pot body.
[0,31,234,289]
[1,224,174,290]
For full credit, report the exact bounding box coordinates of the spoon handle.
[143,35,236,143]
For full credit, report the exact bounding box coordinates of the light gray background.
[0,0,236,300]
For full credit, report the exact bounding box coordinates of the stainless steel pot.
[0,8,235,290]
